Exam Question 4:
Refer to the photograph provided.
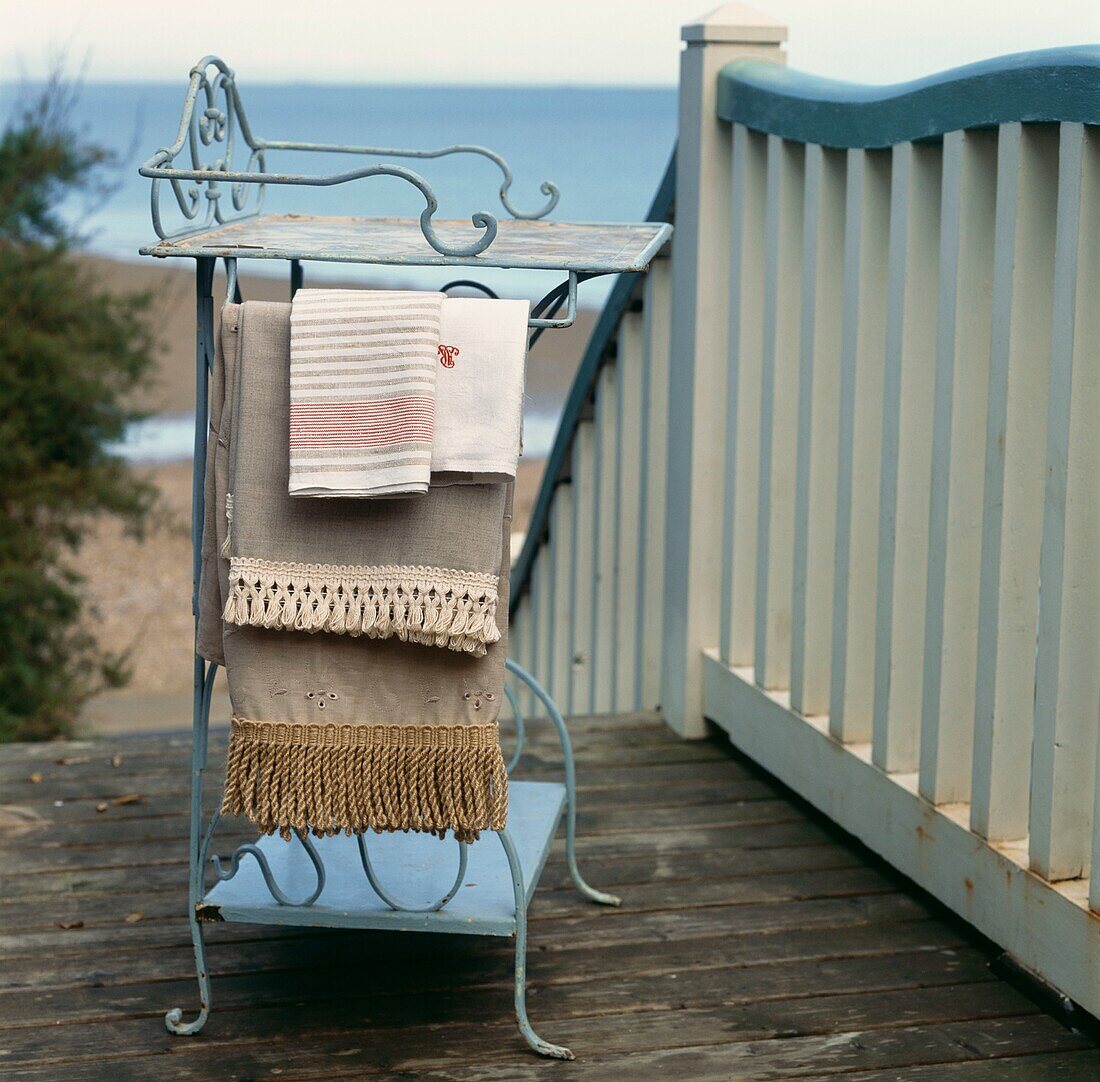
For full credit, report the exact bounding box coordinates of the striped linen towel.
[288,289,445,497]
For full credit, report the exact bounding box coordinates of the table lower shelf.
[197,780,565,936]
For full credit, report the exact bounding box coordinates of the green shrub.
[0,76,155,741]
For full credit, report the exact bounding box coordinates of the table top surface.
[140,214,672,274]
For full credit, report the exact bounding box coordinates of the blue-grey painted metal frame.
[159,259,619,1058]
[142,55,659,1054]
[139,55,559,258]
[717,46,1100,149]
[138,57,671,334]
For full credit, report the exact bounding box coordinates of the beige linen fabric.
[224,301,503,656]
[200,302,510,842]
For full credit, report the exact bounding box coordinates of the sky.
[1,0,1097,87]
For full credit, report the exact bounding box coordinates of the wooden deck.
[1,713,1097,1080]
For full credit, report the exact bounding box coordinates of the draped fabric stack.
[197,290,530,843]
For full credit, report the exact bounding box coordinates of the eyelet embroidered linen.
[199,303,510,843]
[430,296,530,482]
[288,289,445,498]
[224,301,504,656]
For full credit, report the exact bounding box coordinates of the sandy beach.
[73,256,592,732]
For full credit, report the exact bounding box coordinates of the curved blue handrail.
[717,46,1100,149]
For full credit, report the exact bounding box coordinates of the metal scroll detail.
[140,56,559,257]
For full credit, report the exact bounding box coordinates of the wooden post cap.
[681,3,788,45]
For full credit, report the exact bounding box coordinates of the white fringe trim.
[222,556,500,655]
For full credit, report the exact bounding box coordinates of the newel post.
[661,5,787,737]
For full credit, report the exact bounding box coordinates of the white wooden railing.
[510,5,1100,1015]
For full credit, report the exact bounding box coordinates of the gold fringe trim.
[221,717,508,842]
[222,556,501,656]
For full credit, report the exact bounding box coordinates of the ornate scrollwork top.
[142,57,267,241]
[140,56,561,258]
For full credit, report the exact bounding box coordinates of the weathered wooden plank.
[0,842,865,923]
[441,1017,1094,1082]
[0,982,1039,1076]
[0,758,772,833]
[1,775,782,852]
[1,799,808,876]
[843,1050,1100,1079]
[5,701,1085,1078]
[0,888,926,965]
[0,862,897,940]
[0,709,665,770]
[0,821,839,901]
[2,737,730,805]
[0,935,988,1035]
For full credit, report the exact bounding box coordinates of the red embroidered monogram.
[438,343,460,368]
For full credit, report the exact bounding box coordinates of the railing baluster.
[569,424,597,716]
[637,257,671,711]
[719,125,769,666]
[511,589,530,714]
[790,144,845,716]
[829,148,891,743]
[548,484,574,712]
[1031,123,1100,881]
[534,537,554,718]
[519,561,539,716]
[614,310,645,713]
[753,136,804,690]
[871,140,942,773]
[971,122,1059,842]
[919,129,998,805]
[591,363,619,713]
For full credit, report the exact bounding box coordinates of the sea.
[0,79,677,462]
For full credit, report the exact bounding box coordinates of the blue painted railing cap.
[717,45,1100,148]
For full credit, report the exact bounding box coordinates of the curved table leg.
[498,828,574,1060]
[165,655,218,1034]
[165,908,212,1035]
[167,257,217,1037]
[504,659,621,907]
